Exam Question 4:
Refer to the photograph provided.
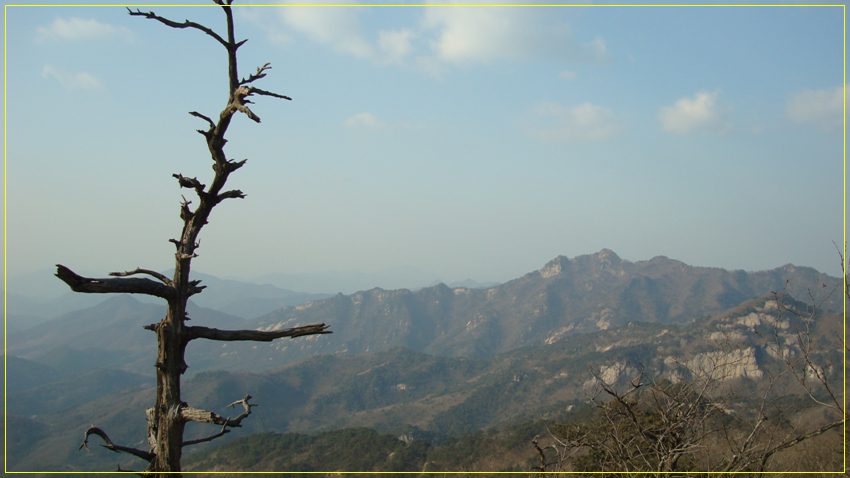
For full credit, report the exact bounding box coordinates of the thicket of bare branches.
[55,2,330,475]
[533,259,846,476]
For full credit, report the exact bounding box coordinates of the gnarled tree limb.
[127,8,228,48]
[79,427,155,462]
[56,265,175,300]
[225,158,247,173]
[217,189,245,201]
[109,267,172,286]
[248,86,291,101]
[181,421,230,447]
[180,396,256,428]
[173,174,207,195]
[189,111,216,130]
[227,395,258,414]
[185,323,331,342]
[240,63,271,86]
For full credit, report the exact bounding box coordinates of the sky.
[4,3,847,288]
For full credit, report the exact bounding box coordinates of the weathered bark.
[186,323,331,341]
[61,2,328,475]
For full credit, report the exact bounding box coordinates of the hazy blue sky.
[5,3,846,285]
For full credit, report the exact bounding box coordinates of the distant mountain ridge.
[6,270,332,323]
[6,296,246,377]
[248,266,493,295]
[232,249,841,367]
[6,249,841,378]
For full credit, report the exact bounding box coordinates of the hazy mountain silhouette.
[8,250,841,377]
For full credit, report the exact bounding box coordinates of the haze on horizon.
[5,3,846,290]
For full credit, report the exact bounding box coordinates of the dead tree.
[55,2,331,474]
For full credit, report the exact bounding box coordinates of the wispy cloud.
[531,102,624,143]
[275,4,374,59]
[245,4,606,77]
[42,64,103,90]
[378,28,417,64]
[786,86,844,131]
[658,90,728,135]
[421,6,606,66]
[36,17,132,42]
[344,112,385,130]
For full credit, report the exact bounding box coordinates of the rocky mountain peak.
[589,248,628,277]
[539,250,631,279]
[539,256,570,278]
[596,248,621,263]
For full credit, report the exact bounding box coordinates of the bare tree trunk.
[63,2,329,475]
[152,301,188,472]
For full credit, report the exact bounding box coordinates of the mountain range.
[6,267,495,330]
[7,249,842,379]
[190,249,844,369]
[4,249,845,473]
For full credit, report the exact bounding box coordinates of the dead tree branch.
[181,421,230,447]
[56,265,175,300]
[189,111,216,129]
[186,323,331,342]
[180,395,257,428]
[127,8,228,47]
[172,174,207,197]
[79,427,155,462]
[108,267,173,286]
[217,189,246,201]
[240,63,271,86]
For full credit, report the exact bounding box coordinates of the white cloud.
[421,6,605,65]
[786,86,844,131]
[532,102,624,143]
[41,64,103,90]
[252,5,605,76]
[658,90,728,135]
[276,5,374,59]
[36,17,132,42]
[378,28,417,64]
[344,112,385,130]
